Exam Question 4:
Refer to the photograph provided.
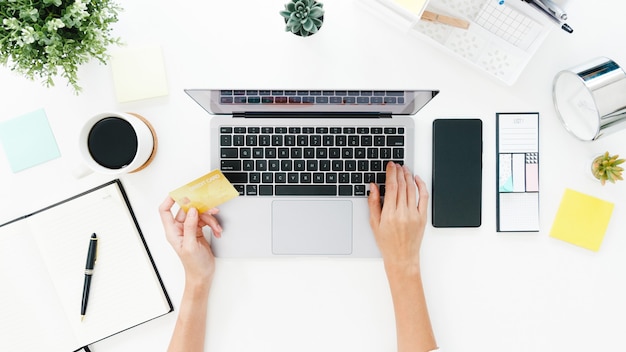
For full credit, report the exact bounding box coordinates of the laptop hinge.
[234,112,392,119]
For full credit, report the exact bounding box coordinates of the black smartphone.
[432,119,482,227]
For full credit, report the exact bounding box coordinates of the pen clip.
[537,0,567,21]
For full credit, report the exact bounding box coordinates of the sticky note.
[550,189,614,251]
[110,45,169,103]
[169,170,239,213]
[0,109,61,172]
[393,0,429,15]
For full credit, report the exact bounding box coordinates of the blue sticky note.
[0,109,61,172]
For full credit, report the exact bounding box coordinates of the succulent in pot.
[280,0,324,37]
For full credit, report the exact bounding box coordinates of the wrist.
[184,274,212,296]
[384,259,421,281]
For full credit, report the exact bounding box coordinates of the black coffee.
[87,117,138,169]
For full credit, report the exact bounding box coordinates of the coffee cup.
[74,112,157,177]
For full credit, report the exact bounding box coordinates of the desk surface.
[1,1,625,351]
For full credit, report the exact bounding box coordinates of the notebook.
[0,180,173,351]
[185,89,438,257]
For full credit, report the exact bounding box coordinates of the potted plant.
[0,0,122,93]
[280,0,324,37]
[591,151,624,185]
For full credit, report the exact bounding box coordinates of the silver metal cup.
[553,57,626,141]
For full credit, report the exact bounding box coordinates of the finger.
[414,174,429,217]
[175,207,186,223]
[404,165,417,210]
[183,207,200,245]
[383,161,398,209]
[199,212,223,238]
[396,163,407,207]
[368,182,382,230]
[158,196,176,227]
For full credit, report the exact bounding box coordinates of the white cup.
[74,112,157,178]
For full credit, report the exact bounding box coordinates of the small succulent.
[591,151,625,185]
[280,0,324,37]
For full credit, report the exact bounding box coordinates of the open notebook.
[0,180,172,352]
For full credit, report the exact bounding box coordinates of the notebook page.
[28,182,170,346]
[0,222,75,351]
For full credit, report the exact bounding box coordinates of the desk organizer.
[362,0,561,85]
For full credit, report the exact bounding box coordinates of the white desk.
[1,1,625,351]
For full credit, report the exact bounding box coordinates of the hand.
[159,197,223,285]
[368,162,429,272]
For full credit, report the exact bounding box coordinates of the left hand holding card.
[169,170,239,213]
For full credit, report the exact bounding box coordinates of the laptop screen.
[185,89,439,116]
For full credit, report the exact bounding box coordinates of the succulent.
[591,151,625,185]
[280,0,324,37]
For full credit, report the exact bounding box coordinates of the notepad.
[110,45,169,103]
[0,180,173,351]
[0,109,60,172]
[550,189,614,252]
[393,0,429,15]
[496,112,540,232]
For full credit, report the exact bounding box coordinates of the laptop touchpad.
[272,200,352,255]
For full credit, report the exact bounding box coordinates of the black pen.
[81,233,98,322]
[522,0,573,33]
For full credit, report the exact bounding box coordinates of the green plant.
[591,151,625,185]
[0,0,122,93]
[280,0,324,37]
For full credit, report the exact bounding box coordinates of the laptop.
[185,89,438,257]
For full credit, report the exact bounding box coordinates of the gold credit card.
[169,170,239,213]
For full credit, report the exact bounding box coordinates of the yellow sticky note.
[393,0,429,15]
[110,45,169,103]
[549,189,614,251]
[169,170,239,213]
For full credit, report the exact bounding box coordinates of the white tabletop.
[1,1,625,351]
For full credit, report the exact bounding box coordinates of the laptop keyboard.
[219,90,406,105]
[219,126,405,196]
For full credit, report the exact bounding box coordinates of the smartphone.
[432,119,482,227]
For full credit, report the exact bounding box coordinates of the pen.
[522,0,573,33]
[81,233,98,322]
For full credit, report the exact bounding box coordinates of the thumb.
[368,183,382,229]
[183,207,200,244]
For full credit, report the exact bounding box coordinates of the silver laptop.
[185,89,438,257]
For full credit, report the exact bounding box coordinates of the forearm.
[385,263,437,352]
[168,279,211,352]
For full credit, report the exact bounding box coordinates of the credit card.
[169,169,239,213]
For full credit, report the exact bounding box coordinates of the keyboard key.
[223,172,248,183]
[339,185,353,196]
[315,97,329,103]
[221,135,232,146]
[221,160,241,171]
[330,96,342,104]
[246,185,258,195]
[387,136,404,146]
[275,185,336,196]
[221,148,238,158]
[259,185,273,195]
